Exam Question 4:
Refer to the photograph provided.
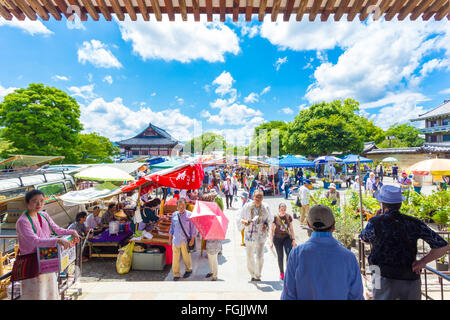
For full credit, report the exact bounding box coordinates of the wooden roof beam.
[1,0,25,20]
[110,0,125,20]
[410,0,436,20]
[80,0,99,20]
[163,0,174,21]
[245,0,253,21]
[385,0,408,20]
[397,0,422,20]
[309,0,322,21]
[41,0,61,20]
[0,1,13,20]
[53,0,71,18]
[372,0,393,20]
[321,0,336,21]
[192,0,200,21]
[334,0,350,20]
[95,0,111,20]
[233,0,239,21]
[206,0,213,21]
[347,0,365,20]
[15,0,37,20]
[179,0,187,21]
[283,0,295,21]
[422,0,447,19]
[123,0,138,20]
[259,0,267,21]
[220,0,225,21]
[137,1,149,21]
[296,0,308,20]
[434,0,450,19]
[27,0,50,20]
[271,0,281,21]
[360,0,378,20]
[149,0,162,21]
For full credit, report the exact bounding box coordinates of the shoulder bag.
[177,213,195,252]
[11,211,56,282]
[276,214,292,239]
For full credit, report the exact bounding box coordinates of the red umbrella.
[189,200,229,240]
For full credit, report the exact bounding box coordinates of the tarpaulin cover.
[121,162,204,192]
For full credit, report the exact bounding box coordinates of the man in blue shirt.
[281,205,364,300]
[169,198,198,281]
[360,185,449,300]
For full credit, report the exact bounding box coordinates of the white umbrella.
[382,157,398,162]
[74,165,135,182]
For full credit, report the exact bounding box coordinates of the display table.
[88,230,133,258]
[134,239,172,265]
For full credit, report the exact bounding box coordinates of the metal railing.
[359,231,450,300]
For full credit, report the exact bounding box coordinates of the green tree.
[0,128,17,158]
[249,121,288,156]
[382,123,424,147]
[78,133,120,163]
[358,118,386,144]
[0,84,83,162]
[186,132,227,154]
[283,99,367,157]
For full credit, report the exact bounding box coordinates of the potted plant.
[436,256,449,272]
[322,178,331,189]
[431,209,449,231]
[334,205,361,249]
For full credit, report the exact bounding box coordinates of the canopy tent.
[314,156,343,163]
[278,155,315,168]
[150,159,186,169]
[121,161,205,192]
[145,157,166,165]
[74,166,135,182]
[407,159,450,176]
[341,154,373,164]
[0,154,65,170]
[58,182,122,206]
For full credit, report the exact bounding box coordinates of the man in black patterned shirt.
[360,185,449,300]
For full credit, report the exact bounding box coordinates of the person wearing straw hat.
[281,205,363,300]
[360,185,449,300]
[325,183,340,206]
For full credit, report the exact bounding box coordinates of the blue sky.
[0,16,449,146]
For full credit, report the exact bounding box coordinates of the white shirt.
[85,213,102,229]
[179,189,187,199]
[352,181,361,191]
[299,185,310,206]
[239,201,273,243]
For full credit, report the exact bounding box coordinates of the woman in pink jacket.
[16,190,80,300]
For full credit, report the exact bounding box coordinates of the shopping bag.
[116,241,134,275]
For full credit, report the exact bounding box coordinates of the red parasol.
[189,200,229,240]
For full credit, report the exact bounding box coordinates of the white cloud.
[419,59,450,78]
[237,20,259,39]
[87,73,93,82]
[280,107,294,115]
[80,97,200,142]
[260,86,271,95]
[103,75,113,84]
[206,103,263,126]
[68,84,97,100]
[274,57,288,71]
[151,92,156,96]
[0,18,53,36]
[244,92,259,103]
[117,16,240,63]
[52,75,69,81]
[371,98,426,130]
[0,85,18,101]
[78,40,122,69]
[439,88,450,95]
[212,71,236,96]
[175,96,184,105]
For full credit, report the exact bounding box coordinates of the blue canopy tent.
[146,157,166,165]
[278,155,315,168]
[341,154,373,164]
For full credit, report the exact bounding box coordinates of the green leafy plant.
[334,205,361,248]
[432,209,449,231]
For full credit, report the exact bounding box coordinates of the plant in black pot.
[436,255,449,272]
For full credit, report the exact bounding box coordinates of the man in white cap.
[281,205,364,300]
[239,190,273,281]
[360,185,449,300]
[325,183,340,206]
[297,180,317,226]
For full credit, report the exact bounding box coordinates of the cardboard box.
[37,235,77,274]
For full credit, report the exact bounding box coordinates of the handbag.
[11,212,50,282]
[295,195,302,207]
[177,213,195,252]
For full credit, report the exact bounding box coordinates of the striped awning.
[0,0,448,22]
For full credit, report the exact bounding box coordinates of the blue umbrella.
[279,155,315,168]
[314,155,343,164]
[342,154,373,164]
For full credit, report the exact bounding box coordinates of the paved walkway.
[78,195,309,300]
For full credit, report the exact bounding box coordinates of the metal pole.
[357,158,365,274]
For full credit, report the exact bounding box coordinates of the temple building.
[410,100,450,144]
[117,123,181,157]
